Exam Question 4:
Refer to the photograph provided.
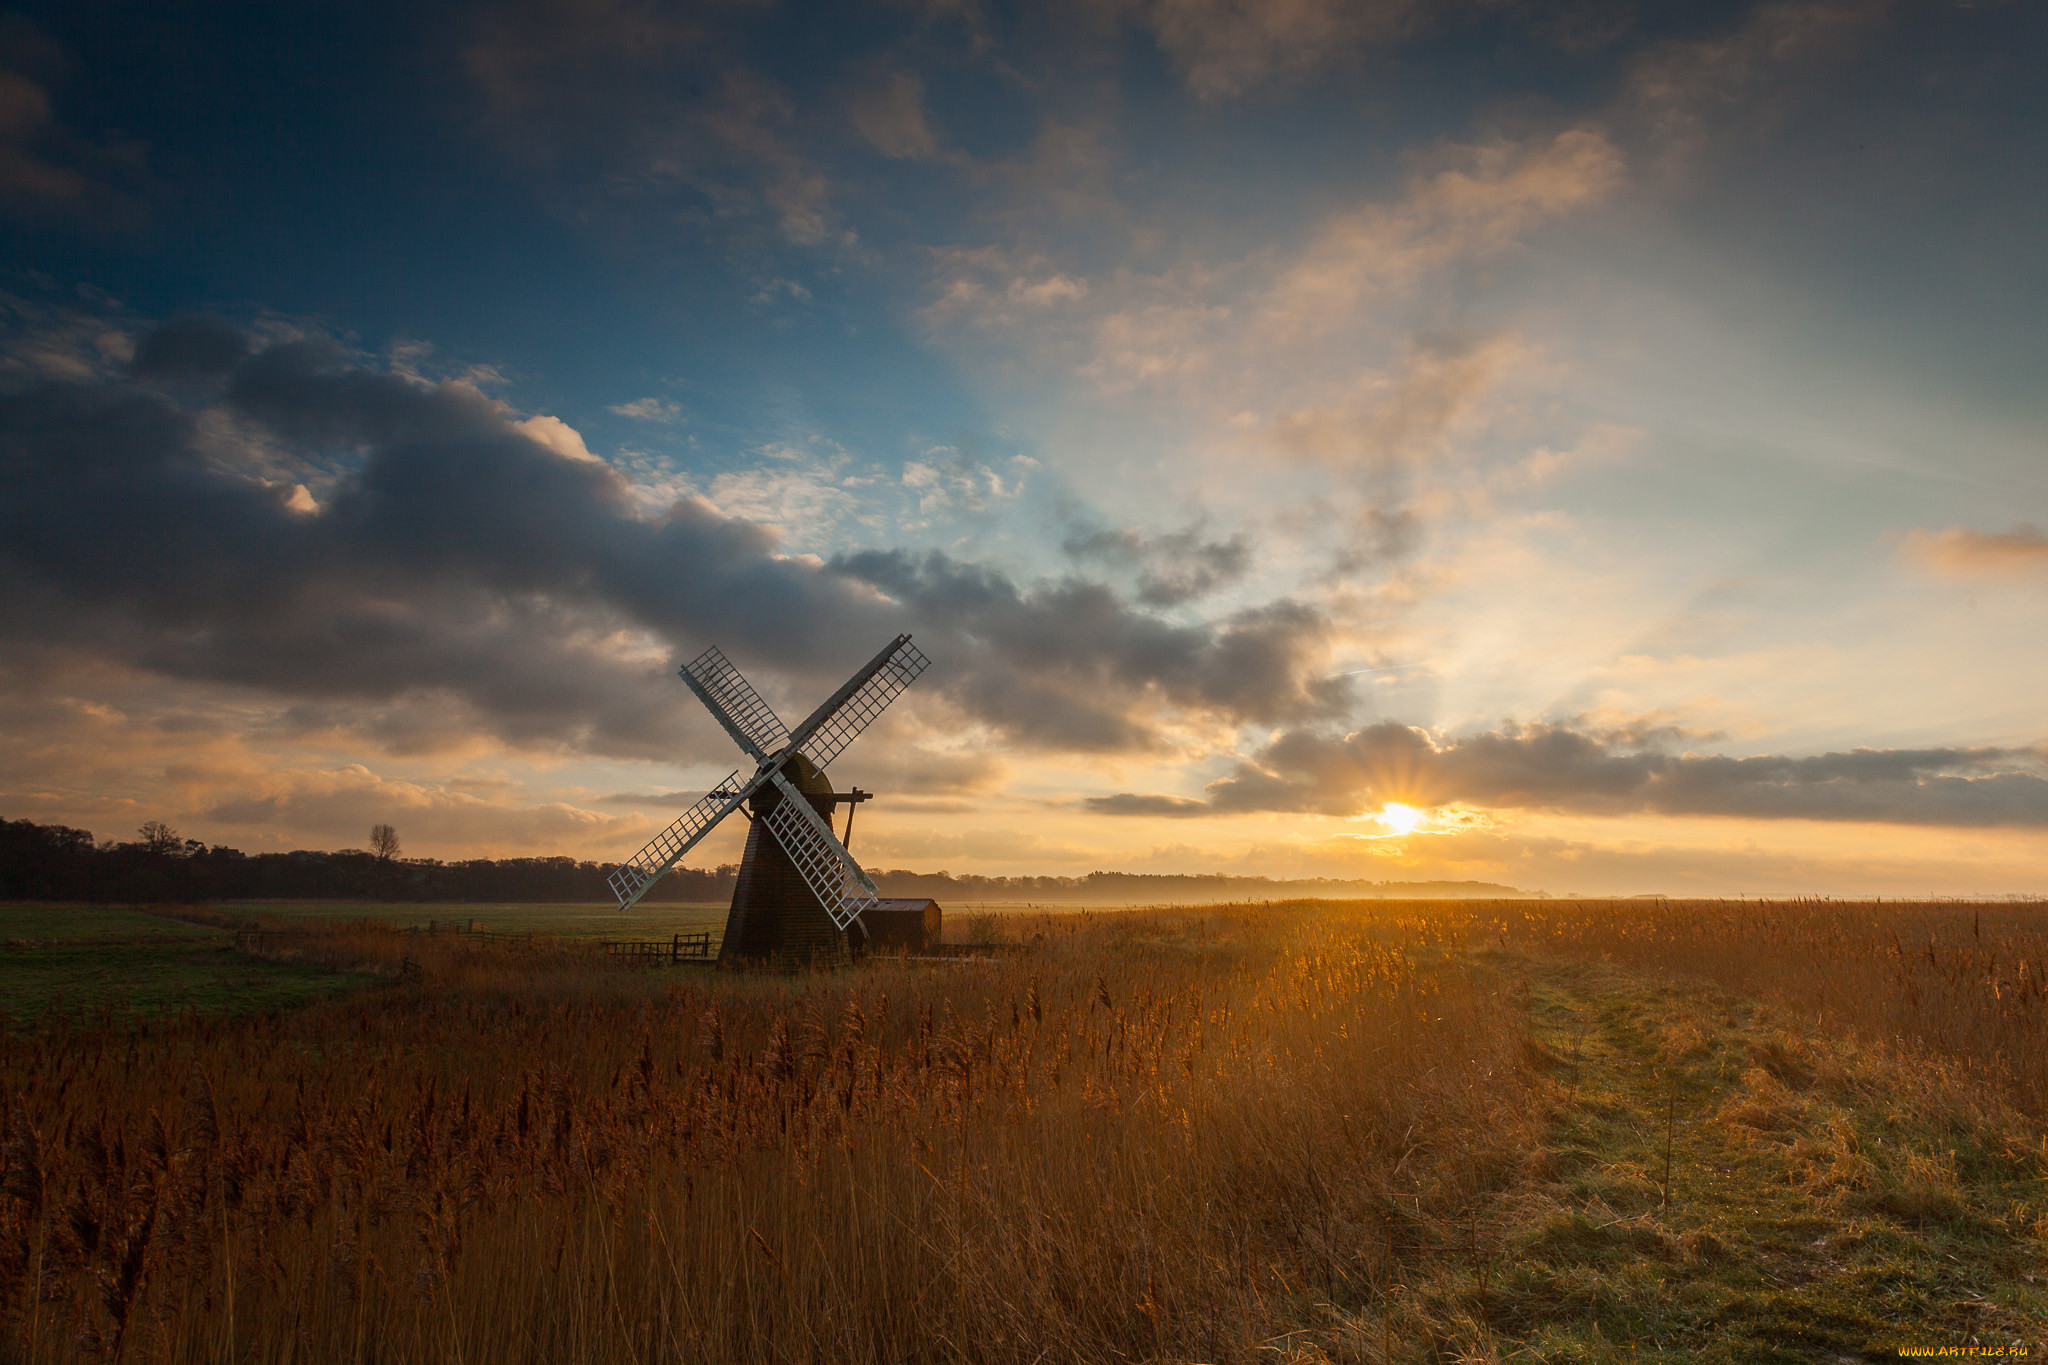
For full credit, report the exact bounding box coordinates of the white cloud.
[1259,128,1624,341]
[1009,274,1088,306]
[608,397,684,422]
[899,449,1024,516]
[516,413,602,463]
[751,277,812,305]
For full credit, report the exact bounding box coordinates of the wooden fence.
[600,931,717,964]
[234,924,720,966]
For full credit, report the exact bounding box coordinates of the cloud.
[922,245,1102,332]
[1619,1,1879,161]
[1260,128,1624,339]
[0,318,1362,768]
[129,314,250,380]
[929,123,1615,425]
[751,277,811,306]
[835,740,1011,797]
[1901,526,2048,580]
[1083,793,1212,817]
[0,71,85,204]
[1078,299,1235,392]
[690,72,844,247]
[462,7,847,249]
[0,18,144,223]
[1095,719,2048,828]
[2,330,883,763]
[896,446,1023,519]
[597,788,712,809]
[1263,334,1531,470]
[852,70,940,159]
[461,0,705,128]
[829,549,1353,749]
[607,397,683,422]
[689,455,864,535]
[0,666,656,857]
[1138,0,1423,100]
[1062,521,1253,606]
[516,413,602,463]
[199,762,644,852]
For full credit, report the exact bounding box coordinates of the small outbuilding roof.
[870,897,939,912]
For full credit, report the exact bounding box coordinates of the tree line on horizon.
[0,816,1526,905]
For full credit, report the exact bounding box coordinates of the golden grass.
[1463,897,2048,1117]
[3,896,2046,1363]
[0,905,1537,1364]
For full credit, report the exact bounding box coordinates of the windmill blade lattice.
[789,635,931,770]
[760,769,882,930]
[606,634,929,933]
[605,770,755,906]
[679,646,791,760]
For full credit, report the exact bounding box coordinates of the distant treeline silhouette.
[0,817,1526,904]
[0,818,728,904]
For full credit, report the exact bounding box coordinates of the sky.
[1,0,2045,896]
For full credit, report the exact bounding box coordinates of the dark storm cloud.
[1083,793,1212,817]
[0,15,146,224]
[0,320,1352,759]
[1091,721,2048,828]
[0,376,727,758]
[830,549,1349,750]
[129,314,247,380]
[1061,522,1254,606]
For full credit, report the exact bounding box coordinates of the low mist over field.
[0,0,2044,898]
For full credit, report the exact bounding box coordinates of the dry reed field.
[1464,898,2048,1117]
[0,906,1538,1364]
[2,898,2045,1364]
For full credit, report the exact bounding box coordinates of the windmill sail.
[611,633,927,955]
[606,770,756,908]
[679,647,791,760]
[760,768,881,930]
[785,634,932,770]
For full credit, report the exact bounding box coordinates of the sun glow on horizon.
[1374,802,1425,836]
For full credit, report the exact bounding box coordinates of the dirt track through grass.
[1452,958,2048,1363]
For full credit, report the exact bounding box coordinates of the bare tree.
[138,821,183,857]
[369,823,401,863]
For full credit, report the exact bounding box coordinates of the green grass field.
[0,898,1075,1021]
[0,901,740,1021]
[0,901,219,944]
[0,902,382,1019]
[223,898,733,938]
[218,899,1132,933]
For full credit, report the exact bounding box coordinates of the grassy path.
[1446,958,2048,1362]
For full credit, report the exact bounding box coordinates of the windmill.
[607,634,930,964]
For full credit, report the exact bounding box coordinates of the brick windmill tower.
[607,635,930,964]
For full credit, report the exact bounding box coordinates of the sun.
[1374,802,1424,835]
